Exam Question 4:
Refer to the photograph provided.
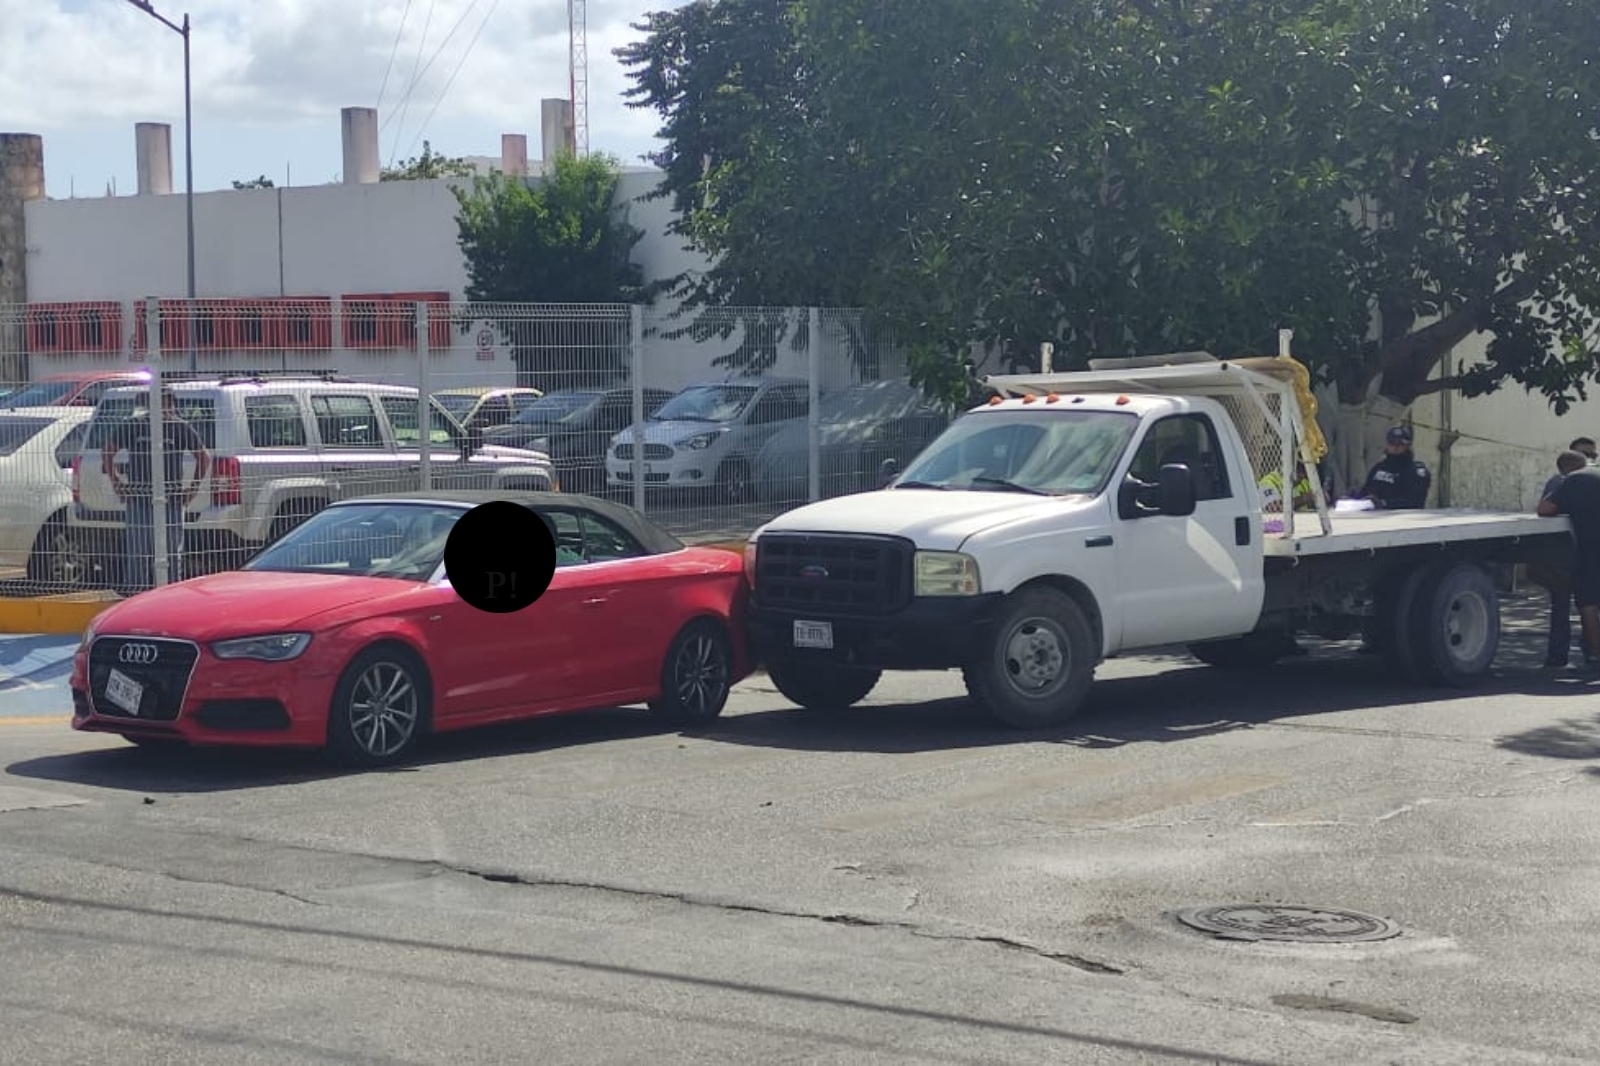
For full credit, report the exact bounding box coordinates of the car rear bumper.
[748,594,1004,670]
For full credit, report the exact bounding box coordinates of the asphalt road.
[2,596,1599,1064]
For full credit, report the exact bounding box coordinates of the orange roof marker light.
[1115,395,1131,405]
[1022,394,1037,404]
[1046,393,1060,403]
[988,395,1003,405]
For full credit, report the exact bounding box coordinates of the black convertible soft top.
[328,490,685,556]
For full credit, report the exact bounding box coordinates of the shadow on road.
[4,706,684,796]
[693,648,1595,756]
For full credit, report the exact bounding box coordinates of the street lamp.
[124,0,196,371]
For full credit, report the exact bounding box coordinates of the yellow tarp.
[1231,356,1329,464]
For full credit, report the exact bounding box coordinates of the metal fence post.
[631,304,646,514]
[807,306,822,503]
[146,297,171,588]
[416,300,432,491]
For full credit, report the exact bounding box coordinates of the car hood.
[88,570,429,641]
[624,420,736,446]
[757,489,1096,551]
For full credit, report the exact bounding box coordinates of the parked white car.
[0,406,96,587]
[604,377,810,503]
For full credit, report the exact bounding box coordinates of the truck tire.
[1372,567,1432,684]
[964,587,1096,730]
[1405,562,1501,687]
[1187,632,1290,670]
[767,660,880,713]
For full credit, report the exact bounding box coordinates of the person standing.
[1534,450,1589,667]
[1570,437,1597,464]
[1538,452,1600,670]
[102,387,210,591]
[1352,425,1431,509]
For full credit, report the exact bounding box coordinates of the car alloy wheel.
[336,654,424,764]
[650,621,733,725]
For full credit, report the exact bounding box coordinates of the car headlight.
[914,551,981,597]
[210,633,313,661]
[675,431,723,450]
[80,617,101,649]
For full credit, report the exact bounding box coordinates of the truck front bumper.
[749,594,1005,671]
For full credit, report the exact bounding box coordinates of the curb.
[0,595,113,637]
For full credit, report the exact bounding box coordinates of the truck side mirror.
[1158,463,1197,516]
[878,457,900,487]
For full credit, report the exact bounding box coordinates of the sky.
[0,0,694,198]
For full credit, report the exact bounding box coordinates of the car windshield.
[244,502,465,582]
[821,382,936,426]
[0,416,53,456]
[651,384,758,423]
[895,409,1139,495]
[432,393,480,420]
[0,381,78,409]
[514,390,602,425]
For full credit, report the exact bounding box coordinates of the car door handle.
[1235,516,1251,546]
[582,597,607,608]
[1086,535,1113,548]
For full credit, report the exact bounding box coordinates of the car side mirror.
[878,457,900,487]
[1158,463,1197,516]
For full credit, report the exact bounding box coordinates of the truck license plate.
[105,668,144,716]
[793,620,833,649]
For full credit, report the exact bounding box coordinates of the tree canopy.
[452,153,648,389]
[619,0,1600,410]
[382,141,476,182]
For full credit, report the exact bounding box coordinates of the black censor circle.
[443,501,557,613]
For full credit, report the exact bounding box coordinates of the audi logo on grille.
[118,643,160,665]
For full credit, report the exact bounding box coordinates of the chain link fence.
[0,298,949,597]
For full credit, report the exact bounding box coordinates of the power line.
[406,0,502,161]
[375,0,416,112]
[381,0,485,146]
[389,0,439,164]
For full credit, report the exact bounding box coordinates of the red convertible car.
[70,491,749,766]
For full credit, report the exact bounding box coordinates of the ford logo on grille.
[118,643,160,665]
[798,565,830,579]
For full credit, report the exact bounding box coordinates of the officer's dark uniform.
[1357,426,1431,509]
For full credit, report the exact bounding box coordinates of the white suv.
[605,377,809,503]
[71,373,553,583]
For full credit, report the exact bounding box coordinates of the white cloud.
[1,0,689,164]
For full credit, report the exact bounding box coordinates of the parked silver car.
[70,373,554,581]
[0,406,96,588]
[604,377,809,503]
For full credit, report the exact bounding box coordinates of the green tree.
[383,141,476,182]
[231,175,275,189]
[452,153,650,389]
[619,0,1600,423]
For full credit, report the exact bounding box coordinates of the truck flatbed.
[1263,509,1573,557]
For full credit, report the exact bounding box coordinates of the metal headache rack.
[129,368,354,386]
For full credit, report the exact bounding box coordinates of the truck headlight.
[210,633,312,661]
[914,551,981,596]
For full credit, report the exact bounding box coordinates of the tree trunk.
[1313,378,1409,497]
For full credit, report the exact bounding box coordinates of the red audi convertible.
[70,491,749,766]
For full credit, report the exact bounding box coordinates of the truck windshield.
[894,408,1139,496]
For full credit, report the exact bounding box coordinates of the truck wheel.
[964,587,1096,730]
[1376,567,1432,684]
[1406,563,1500,687]
[1187,633,1289,670]
[767,660,880,712]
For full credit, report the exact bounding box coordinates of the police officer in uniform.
[1353,425,1431,509]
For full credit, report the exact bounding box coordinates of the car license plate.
[105,668,144,716]
[793,620,833,649]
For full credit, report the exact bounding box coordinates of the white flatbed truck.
[744,352,1575,728]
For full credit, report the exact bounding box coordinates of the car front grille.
[755,533,913,616]
[614,443,673,461]
[87,637,200,722]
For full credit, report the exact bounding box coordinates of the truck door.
[1112,412,1265,648]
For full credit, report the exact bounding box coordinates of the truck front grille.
[755,533,912,615]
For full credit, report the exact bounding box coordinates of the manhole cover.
[1173,904,1401,944]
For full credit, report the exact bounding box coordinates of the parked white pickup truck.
[744,352,1576,729]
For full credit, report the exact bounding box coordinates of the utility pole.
[125,0,197,371]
